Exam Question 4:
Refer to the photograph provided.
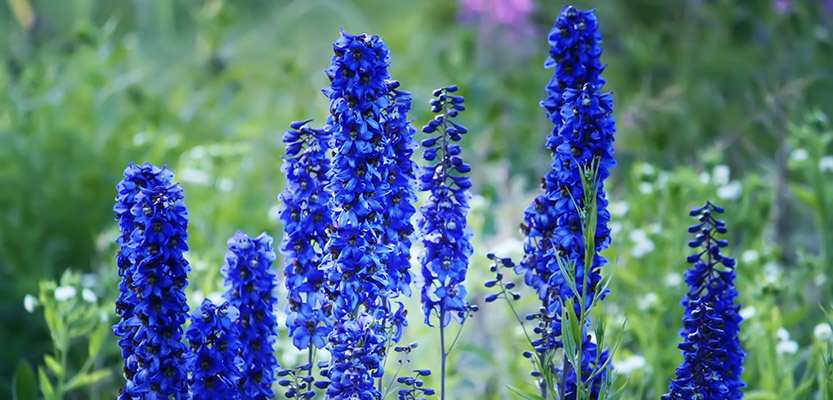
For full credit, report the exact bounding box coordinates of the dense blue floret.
[662,202,745,400]
[279,119,335,350]
[222,231,280,400]
[416,85,474,327]
[186,299,243,400]
[513,6,615,399]
[320,28,420,399]
[113,162,191,400]
[322,314,387,400]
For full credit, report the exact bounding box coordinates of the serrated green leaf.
[12,360,37,400]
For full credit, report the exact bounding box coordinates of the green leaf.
[744,391,778,400]
[12,360,37,400]
[38,367,54,400]
[66,368,110,391]
[790,183,818,210]
[43,355,62,377]
[505,385,545,400]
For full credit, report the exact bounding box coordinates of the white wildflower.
[23,294,39,313]
[815,323,833,341]
[638,182,654,195]
[54,286,77,302]
[609,201,629,218]
[616,355,646,375]
[628,229,655,258]
[713,165,731,186]
[179,167,211,186]
[638,292,657,310]
[741,250,759,264]
[82,288,98,303]
[739,306,757,320]
[791,148,809,162]
[776,340,798,356]
[776,327,791,341]
[717,181,743,201]
[217,177,234,192]
[820,156,833,173]
[698,171,711,185]
[664,272,682,287]
[638,163,655,176]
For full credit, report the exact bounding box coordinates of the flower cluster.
[279,119,335,351]
[321,29,397,318]
[380,79,419,298]
[186,299,242,400]
[112,162,191,400]
[662,202,745,400]
[396,369,436,400]
[321,314,388,399]
[416,85,475,327]
[222,231,280,400]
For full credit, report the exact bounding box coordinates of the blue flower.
[222,231,280,400]
[279,119,335,351]
[416,85,474,328]
[113,162,190,400]
[322,314,387,400]
[662,201,745,400]
[186,299,243,400]
[512,6,615,398]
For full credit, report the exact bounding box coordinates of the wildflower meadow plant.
[416,85,477,399]
[486,5,618,399]
[113,162,191,400]
[221,231,280,400]
[662,201,745,400]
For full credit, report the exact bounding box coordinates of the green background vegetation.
[2,0,833,398]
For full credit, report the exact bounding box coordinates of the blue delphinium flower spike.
[222,231,280,400]
[113,162,191,400]
[417,85,475,328]
[322,315,388,399]
[510,5,615,399]
[279,119,335,351]
[662,201,745,400]
[186,299,243,400]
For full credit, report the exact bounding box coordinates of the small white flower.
[82,288,98,303]
[608,201,629,218]
[664,272,682,287]
[741,250,759,264]
[649,223,662,235]
[638,292,657,310]
[23,294,39,313]
[638,182,654,195]
[791,148,809,162]
[217,177,234,192]
[739,306,757,320]
[763,262,782,285]
[638,163,655,176]
[628,229,655,258]
[698,171,711,185]
[267,204,281,223]
[54,286,77,302]
[820,156,833,173]
[713,165,731,186]
[179,167,211,186]
[716,181,743,201]
[616,354,646,375]
[815,323,833,341]
[776,327,791,341]
[816,274,827,286]
[776,339,798,356]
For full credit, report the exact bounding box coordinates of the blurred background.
[2,0,833,398]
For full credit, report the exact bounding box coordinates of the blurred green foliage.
[2,0,833,398]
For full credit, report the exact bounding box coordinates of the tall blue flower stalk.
[662,201,745,400]
[319,28,418,399]
[221,231,280,400]
[279,119,334,352]
[186,299,242,400]
[112,162,190,400]
[509,5,614,399]
[416,85,476,400]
